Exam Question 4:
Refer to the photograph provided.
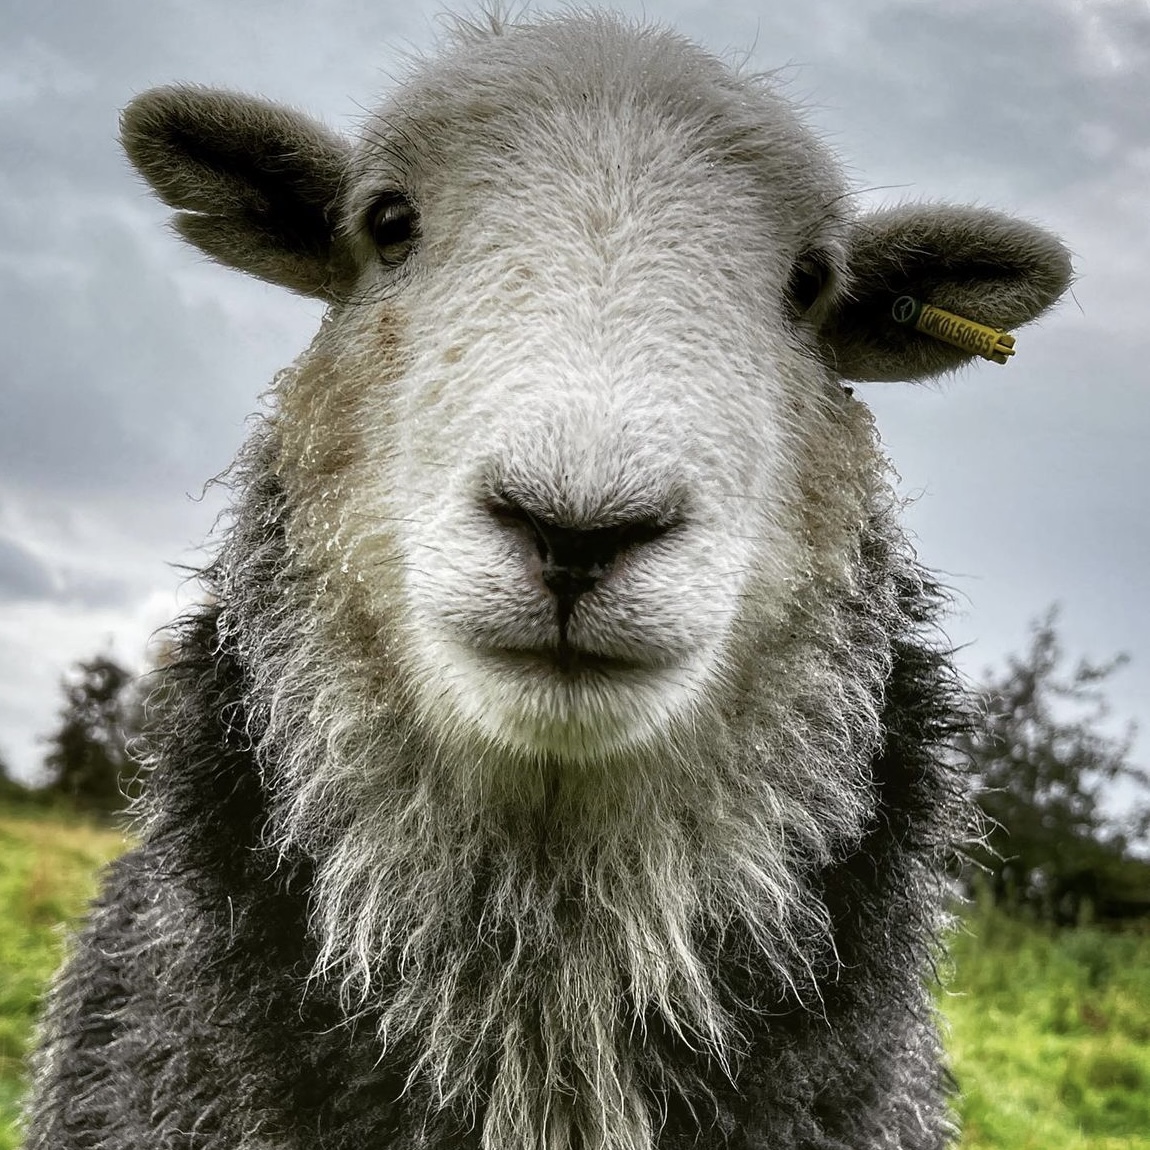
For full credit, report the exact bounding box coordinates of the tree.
[42,655,141,815]
[961,608,1150,922]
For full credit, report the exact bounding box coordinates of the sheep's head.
[122,14,1071,795]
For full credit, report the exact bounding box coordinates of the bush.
[960,610,1150,924]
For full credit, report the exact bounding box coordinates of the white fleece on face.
[239,15,903,1150]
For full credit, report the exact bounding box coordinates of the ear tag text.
[891,295,1017,364]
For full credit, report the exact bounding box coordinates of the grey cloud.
[0,533,137,608]
[56,570,137,609]
[5,0,431,144]
[0,535,54,601]
[0,207,269,496]
[793,0,1150,198]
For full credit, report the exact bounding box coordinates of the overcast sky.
[1,0,1147,805]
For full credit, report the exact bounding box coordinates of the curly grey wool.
[24,10,1071,1150]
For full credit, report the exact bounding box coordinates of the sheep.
[24,10,1072,1150]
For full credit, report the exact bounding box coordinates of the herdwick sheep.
[25,11,1072,1150]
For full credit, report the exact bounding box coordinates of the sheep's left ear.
[817,205,1073,382]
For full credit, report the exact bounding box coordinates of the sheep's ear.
[817,205,1073,382]
[120,86,353,300]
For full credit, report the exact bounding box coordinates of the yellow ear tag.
[891,295,1017,364]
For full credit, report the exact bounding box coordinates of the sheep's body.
[31,472,961,1150]
[25,12,1071,1150]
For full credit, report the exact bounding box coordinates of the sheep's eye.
[786,252,830,316]
[367,193,418,265]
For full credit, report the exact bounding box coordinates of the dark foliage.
[41,656,141,816]
[0,749,34,803]
[962,609,1150,923]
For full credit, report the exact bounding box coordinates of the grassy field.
[945,903,1150,1150]
[0,807,127,1150]
[1,804,1148,1150]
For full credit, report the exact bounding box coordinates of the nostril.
[487,491,551,561]
[487,488,678,598]
[544,518,673,576]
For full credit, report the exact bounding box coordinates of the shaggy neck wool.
[196,427,921,1150]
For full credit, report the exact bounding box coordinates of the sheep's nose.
[488,490,676,626]
[538,518,669,603]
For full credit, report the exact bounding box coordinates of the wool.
[27,451,966,1150]
[26,9,1071,1150]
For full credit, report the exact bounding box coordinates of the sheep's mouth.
[484,644,650,676]
[451,639,700,758]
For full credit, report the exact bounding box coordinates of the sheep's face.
[121,13,1071,794]
[276,24,862,769]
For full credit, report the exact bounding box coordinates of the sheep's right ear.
[120,86,353,300]
[816,204,1073,382]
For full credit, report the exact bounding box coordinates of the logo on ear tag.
[892,296,919,326]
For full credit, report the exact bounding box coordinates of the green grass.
[0,808,126,1150]
[944,901,1150,1150]
[1,804,1148,1149]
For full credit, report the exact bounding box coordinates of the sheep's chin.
[423,636,707,761]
